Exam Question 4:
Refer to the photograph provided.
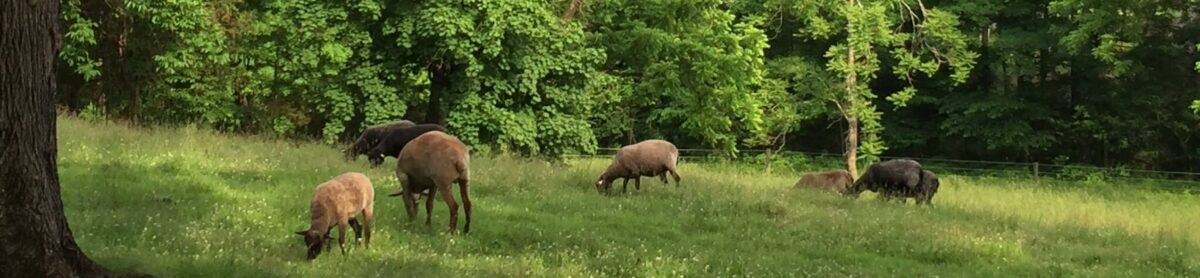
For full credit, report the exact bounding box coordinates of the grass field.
[57,116,1200,277]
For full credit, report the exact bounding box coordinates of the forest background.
[56,0,1200,173]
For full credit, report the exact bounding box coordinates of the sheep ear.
[295,231,307,236]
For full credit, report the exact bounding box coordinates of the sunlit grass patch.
[57,116,1200,277]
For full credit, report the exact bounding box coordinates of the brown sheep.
[294,172,374,260]
[596,139,681,194]
[794,170,853,193]
[386,131,472,233]
[342,120,416,161]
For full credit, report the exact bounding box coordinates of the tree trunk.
[0,0,117,276]
[844,17,860,178]
[561,0,583,19]
[425,61,449,126]
[846,117,859,178]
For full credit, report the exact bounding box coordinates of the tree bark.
[425,61,449,126]
[561,0,583,19]
[0,0,118,276]
[846,117,859,178]
[844,16,860,178]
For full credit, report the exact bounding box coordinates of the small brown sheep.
[342,120,416,161]
[295,172,374,260]
[794,170,853,193]
[596,139,681,194]
[386,131,472,233]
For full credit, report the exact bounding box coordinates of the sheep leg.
[668,169,681,187]
[323,227,334,251]
[362,205,373,248]
[634,177,641,191]
[458,179,472,234]
[396,173,418,222]
[425,188,437,225]
[403,191,418,222]
[438,184,459,234]
[337,221,349,255]
[348,218,363,244]
[621,178,630,194]
[658,172,668,184]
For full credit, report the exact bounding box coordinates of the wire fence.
[566,148,1200,192]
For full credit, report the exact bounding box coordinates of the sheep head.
[366,150,386,167]
[843,180,866,198]
[295,230,327,260]
[595,175,615,193]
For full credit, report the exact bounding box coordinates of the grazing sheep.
[596,139,681,194]
[343,120,416,161]
[365,124,450,167]
[845,159,938,205]
[794,170,853,193]
[386,131,472,233]
[295,172,374,260]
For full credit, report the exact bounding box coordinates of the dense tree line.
[57,0,1200,171]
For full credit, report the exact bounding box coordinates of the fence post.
[1033,162,1040,184]
[765,148,773,174]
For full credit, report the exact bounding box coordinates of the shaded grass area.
[57,116,1200,277]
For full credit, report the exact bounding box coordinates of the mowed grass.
[57,116,1200,277]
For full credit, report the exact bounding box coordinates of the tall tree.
[1,0,116,276]
[752,0,977,176]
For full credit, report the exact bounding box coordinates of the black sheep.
[845,159,938,205]
[343,120,415,161]
[365,124,449,167]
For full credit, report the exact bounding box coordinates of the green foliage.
[777,0,977,163]
[53,0,1200,169]
[78,103,107,122]
[385,0,605,157]
[588,0,769,154]
[59,0,101,81]
[752,57,840,147]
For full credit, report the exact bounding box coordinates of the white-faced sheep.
[596,139,681,194]
[343,120,416,161]
[386,131,472,233]
[295,172,374,260]
[365,124,450,167]
[794,170,853,193]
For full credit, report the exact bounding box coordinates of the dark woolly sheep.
[365,124,449,167]
[596,139,681,194]
[343,120,416,161]
[295,172,374,260]
[386,131,472,233]
[845,159,937,205]
[794,170,853,193]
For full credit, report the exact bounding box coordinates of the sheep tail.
[456,155,470,183]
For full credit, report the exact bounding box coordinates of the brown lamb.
[386,131,472,233]
[794,170,854,193]
[294,172,374,260]
[596,139,681,194]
